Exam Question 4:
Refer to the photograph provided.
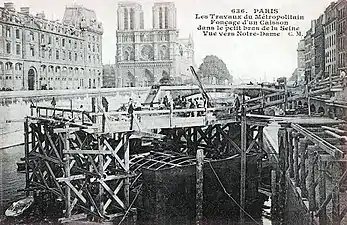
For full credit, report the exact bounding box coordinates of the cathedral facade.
[115,2,195,87]
[0,3,103,91]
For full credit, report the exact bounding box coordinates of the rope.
[132,115,142,131]
[117,184,143,225]
[207,161,262,225]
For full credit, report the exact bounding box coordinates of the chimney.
[20,7,30,15]
[4,2,15,11]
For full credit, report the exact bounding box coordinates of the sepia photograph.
[0,0,346,224]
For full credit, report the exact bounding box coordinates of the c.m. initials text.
[288,31,303,36]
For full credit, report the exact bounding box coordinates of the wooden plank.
[332,162,341,225]
[103,156,112,171]
[54,127,80,133]
[131,130,166,139]
[88,155,100,175]
[278,127,286,219]
[245,132,260,153]
[124,134,130,209]
[339,207,347,223]
[64,129,72,218]
[44,161,64,194]
[315,167,347,216]
[99,180,125,209]
[85,187,104,218]
[293,134,300,186]
[258,187,272,196]
[325,130,347,142]
[101,174,136,182]
[316,166,347,221]
[57,174,85,182]
[308,146,316,211]
[216,125,242,153]
[58,213,87,223]
[63,150,113,155]
[240,105,247,224]
[64,180,87,204]
[318,157,327,225]
[105,137,125,155]
[24,119,30,195]
[103,181,124,211]
[288,128,294,178]
[196,149,204,225]
[322,126,347,135]
[291,123,343,158]
[300,138,308,198]
[46,130,63,163]
[271,170,278,216]
[98,137,105,216]
[30,151,63,165]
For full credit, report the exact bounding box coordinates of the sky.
[1,0,334,82]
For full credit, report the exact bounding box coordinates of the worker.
[51,97,56,107]
[51,97,56,117]
[102,97,109,112]
[128,98,134,130]
[234,96,240,112]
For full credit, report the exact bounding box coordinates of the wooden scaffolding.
[274,121,347,225]
[23,102,137,223]
[22,97,269,224]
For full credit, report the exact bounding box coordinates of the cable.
[117,184,143,225]
[132,115,141,131]
[207,161,262,225]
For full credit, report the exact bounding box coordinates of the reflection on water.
[0,145,26,214]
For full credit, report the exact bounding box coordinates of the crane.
[189,66,213,107]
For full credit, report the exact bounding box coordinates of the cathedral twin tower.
[117,2,176,31]
[115,2,194,88]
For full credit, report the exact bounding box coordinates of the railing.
[28,104,236,132]
[29,105,94,127]
[103,106,235,132]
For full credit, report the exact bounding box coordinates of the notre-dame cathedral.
[115,2,195,87]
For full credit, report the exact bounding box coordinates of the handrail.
[106,106,235,117]
[33,105,85,114]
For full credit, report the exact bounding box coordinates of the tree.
[197,55,232,84]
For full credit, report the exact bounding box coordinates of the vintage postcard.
[0,0,346,224]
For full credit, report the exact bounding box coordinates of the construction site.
[2,68,347,225]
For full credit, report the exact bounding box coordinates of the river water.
[0,145,26,214]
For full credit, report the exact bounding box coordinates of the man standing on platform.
[234,96,240,113]
[51,97,56,116]
[128,98,134,130]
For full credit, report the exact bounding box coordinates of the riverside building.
[0,2,103,91]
